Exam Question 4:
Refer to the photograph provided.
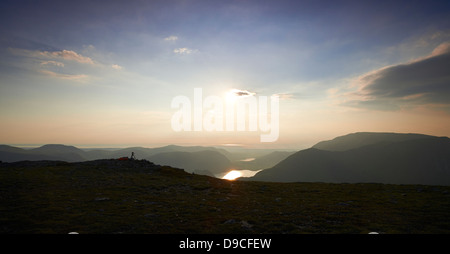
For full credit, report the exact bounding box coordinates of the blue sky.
[1,0,450,148]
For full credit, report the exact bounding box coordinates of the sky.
[1,0,450,149]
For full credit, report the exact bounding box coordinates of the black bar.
[2,234,448,253]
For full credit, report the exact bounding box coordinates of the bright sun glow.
[225,89,239,104]
[222,170,242,180]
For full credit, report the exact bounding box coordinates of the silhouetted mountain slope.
[251,134,450,185]
[109,145,234,161]
[312,132,434,151]
[109,147,154,159]
[32,144,83,154]
[84,149,115,160]
[0,145,27,153]
[0,150,57,162]
[232,151,295,170]
[0,144,236,165]
[0,144,86,162]
[31,144,86,162]
[159,145,234,160]
[147,150,232,175]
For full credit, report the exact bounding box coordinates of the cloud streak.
[11,48,95,65]
[342,42,450,111]
[40,70,88,80]
[272,93,296,100]
[111,64,122,70]
[164,35,178,41]
[8,47,126,81]
[173,47,194,55]
[40,61,64,67]
[40,49,94,64]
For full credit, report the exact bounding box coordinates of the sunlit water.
[221,169,262,180]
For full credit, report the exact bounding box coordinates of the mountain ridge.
[0,143,293,177]
[312,132,438,151]
[249,133,450,185]
[2,132,450,185]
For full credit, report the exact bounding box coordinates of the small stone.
[94,197,110,201]
[224,219,237,224]
[241,220,253,229]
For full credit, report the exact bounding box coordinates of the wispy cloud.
[40,60,64,67]
[40,70,88,81]
[164,35,178,41]
[42,49,94,64]
[10,48,95,64]
[430,41,450,57]
[111,64,122,70]
[173,47,194,55]
[9,47,126,81]
[272,93,295,100]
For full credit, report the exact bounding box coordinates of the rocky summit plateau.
[1,158,450,234]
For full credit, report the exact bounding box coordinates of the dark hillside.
[312,132,434,151]
[251,134,450,185]
[147,150,232,175]
[1,159,450,234]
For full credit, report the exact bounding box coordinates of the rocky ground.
[1,159,450,234]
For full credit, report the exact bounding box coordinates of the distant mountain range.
[0,144,229,162]
[0,143,293,177]
[3,132,449,185]
[249,132,450,186]
[0,144,87,162]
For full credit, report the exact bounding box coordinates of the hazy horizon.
[3,130,449,151]
[2,141,304,150]
[1,1,450,149]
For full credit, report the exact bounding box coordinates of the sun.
[225,89,239,104]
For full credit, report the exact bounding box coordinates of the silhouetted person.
[130,152,136,160]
